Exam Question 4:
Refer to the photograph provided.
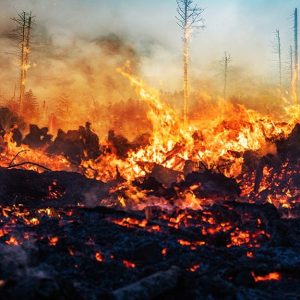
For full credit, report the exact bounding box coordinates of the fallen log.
[104,266,181,300]
[0,167,111,207]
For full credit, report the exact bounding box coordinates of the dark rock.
[234,271,255,287]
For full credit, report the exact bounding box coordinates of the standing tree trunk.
[23,12,32,107]
[176,0,204,126]
[19,12,26,115]
[183,25,189,125]
[12,11,34,116]
[223,52,231,101]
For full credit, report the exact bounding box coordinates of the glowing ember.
[24,217,40,226]
[48,236,59,246]
[252,272,281,282]
[5,236,19,246]
[123,260,136,268]
[95,251,104,262]
[112,218,147,228]
[246,251,254,258]
[189,264,200,272]
[111,217,161,232]
[178,239,205,250]
[0,228,8,238]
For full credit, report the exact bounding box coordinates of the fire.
[0,228,9,238]
[252,272,281,282]
[228,229,270,248]
[123,260,136,268]
[76,71,299,211]
[37,208,57,217]
[0,132,72,173]
[246,251,254,258]
[24,217,40,226]
[95,251,104,262]
[0,69,300,213]
[111,217,161,232]
[177,239,205,250]
[111,218,147,229]
[189,264,200,272]
[49,236,59,246]
[5,236,19,246]
[48,180,64,199]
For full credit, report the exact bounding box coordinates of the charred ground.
[0,114,300,299]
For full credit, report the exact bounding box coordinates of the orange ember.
[49,236,59,246]
[95,251,104,262]
[246,251,254,258]
[5,236,19,246]
[189,264,200,272]
[123,260,136,268]
[252,272,281,282]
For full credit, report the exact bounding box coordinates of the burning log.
[105,266,180,300]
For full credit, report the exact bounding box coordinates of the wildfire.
[0,69,300,213]
[0,133,72,173]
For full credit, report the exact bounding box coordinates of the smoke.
[0,0,298,135]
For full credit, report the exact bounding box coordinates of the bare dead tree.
[11,11,35,115]
[221,52,231,101]
[176,0,204,125]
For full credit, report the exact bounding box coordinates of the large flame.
[82,70,298,182]
[1,69,300,210]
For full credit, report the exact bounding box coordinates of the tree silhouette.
[23,89,39,118]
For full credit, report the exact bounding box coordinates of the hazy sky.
[0,0,299,99]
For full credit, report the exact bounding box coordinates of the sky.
[0,0,299,101]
